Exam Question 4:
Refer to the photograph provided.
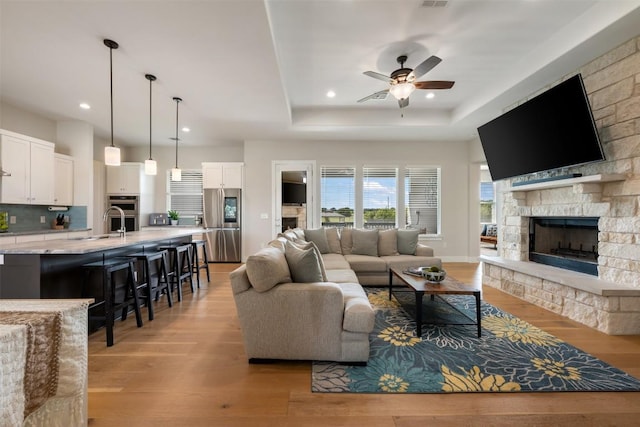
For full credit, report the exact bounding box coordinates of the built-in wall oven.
[106,195,139,233]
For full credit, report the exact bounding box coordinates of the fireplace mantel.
[507,173,625,192]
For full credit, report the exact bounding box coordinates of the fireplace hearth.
[529,217,599,276]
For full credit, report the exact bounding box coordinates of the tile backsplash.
[0,204,87,232]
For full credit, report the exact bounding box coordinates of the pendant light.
[171,97,182,181]
[103,39,121,166]
[144,74,157,175]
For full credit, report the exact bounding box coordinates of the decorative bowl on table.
[422,267,446,282]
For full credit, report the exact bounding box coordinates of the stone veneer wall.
[500,34,640,288]
[484,35,640,335]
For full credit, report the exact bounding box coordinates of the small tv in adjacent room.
[477,73,605,181]
[282,182,306,205]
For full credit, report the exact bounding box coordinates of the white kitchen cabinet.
[0,235,16,246]
[106,162,142,194]
[54,154,74,205]
[15,234,45,243]
[0,132,55,205]
[202,162,243,189]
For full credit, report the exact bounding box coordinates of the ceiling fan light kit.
[360,54,454,109]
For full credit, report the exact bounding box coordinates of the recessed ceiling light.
[182,127,190,132]
[425,92,435,99]
[79,103,91,109]
[326,90,336,98]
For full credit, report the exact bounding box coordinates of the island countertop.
[0,227,204,255]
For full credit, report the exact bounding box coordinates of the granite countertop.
[0,227,203,255]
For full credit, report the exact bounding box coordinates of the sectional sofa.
[229,227,442,363]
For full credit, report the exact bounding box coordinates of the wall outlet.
[40,216,46,224]
[9,216,16,224]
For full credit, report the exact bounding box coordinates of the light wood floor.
[88,262,640,426]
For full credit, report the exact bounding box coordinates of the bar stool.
[159,243,194,302]
[191,240,211,288]
[83,257,143,347]
[127,249,172,320]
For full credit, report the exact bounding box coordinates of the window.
[166,170,203,219]
[480,181,496,224]
[320,166,355,228]
[363,166,397,229]
[405,166,441,235]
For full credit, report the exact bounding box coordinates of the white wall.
[0,102,56,141]
[243,139,476,262]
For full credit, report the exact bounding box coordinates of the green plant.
[168,210,179,220]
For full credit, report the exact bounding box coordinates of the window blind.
[405,166,440,235]
[167,170,203,216]
[320,166,355,228]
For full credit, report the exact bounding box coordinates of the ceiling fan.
[358,55,455,109]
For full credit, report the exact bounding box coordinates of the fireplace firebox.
[529,217,599,276]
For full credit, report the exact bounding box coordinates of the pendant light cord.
[109,46,114,148]
[145,74,156,160]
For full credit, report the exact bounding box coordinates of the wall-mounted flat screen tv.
[477,74,604,181]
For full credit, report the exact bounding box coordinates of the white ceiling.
[1,0,640,148]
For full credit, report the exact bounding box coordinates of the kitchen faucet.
[103,206,126,237]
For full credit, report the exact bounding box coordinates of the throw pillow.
[288,240,328,281]
[245,247,292,292]
[340,228,353,255]
[378,228,399,256]
[397,229,420,255]
[325,227,343,254]
[486,224,498,237]
[284,241,325,283]
[351,229,379,257]
[304,228,331,254]
[291,228,306,240]
[480,224,488,236]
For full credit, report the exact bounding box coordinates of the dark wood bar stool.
[83,257,143,347]
[191,240,211,288]
[159,243,194,302]
[127,249,172,320]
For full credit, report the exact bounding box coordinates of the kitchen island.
[0,227,203,299]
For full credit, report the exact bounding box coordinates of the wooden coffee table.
[389,267,482,338]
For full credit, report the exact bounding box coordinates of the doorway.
[273,161,315,237]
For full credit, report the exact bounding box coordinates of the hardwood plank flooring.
[88,262,640,426]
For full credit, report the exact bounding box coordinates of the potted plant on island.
[168,210,179,226]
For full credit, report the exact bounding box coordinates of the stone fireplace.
[481,34,640,335]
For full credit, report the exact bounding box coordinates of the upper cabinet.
[202,162,243,189]
[0,132,55,205]
[54,153,74,206]
[106,162,143,194]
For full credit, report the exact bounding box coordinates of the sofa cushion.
[245,247,292,292]
[268,237,288,252]
[291,228,306,240]
[304,228,330,254]
[337,282,375,333]
[381,254,442,272]
[325,227,343,254]
[325,269,359,284]
[340,228,353,255]
[397,229,419,255]
[344,254,388,272]
[284,241,326,283]
[321,253,351,270]
[378,228,399,256]
[352,229,379,256]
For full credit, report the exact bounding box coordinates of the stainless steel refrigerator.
[203,188,241,262]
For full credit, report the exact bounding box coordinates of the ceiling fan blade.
[414,80,455,90]
[357,89,389,103]
[363,71,393,83]
[398,97,409,109]
[410,55,442,80]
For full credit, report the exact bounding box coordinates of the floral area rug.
[312,288,640,393]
